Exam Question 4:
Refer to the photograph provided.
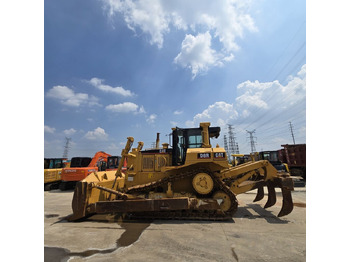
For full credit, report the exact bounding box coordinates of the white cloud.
[188,65,306,125]
[236,65,306,113]
[46,85,100,107]
[185,64,306,153]
[236,91,269,109]
[84,127,108,141]
[105,102,145,114]
[147,114,157,124]
[190,101,239,127]
[63,128,77,136]
[139,106,146,114]
[100,0,257,77]
[102,0,169,48]
[174,32,223,78]
[44,125,55,134]
[102,0,256,49]
[174,110,183,115]
[88,77,135,97]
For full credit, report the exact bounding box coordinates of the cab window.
[188,135,202,148]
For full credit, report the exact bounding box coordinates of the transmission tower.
[246,130,257,153]
[289,122,296,144]
[63,137,71,158]
[228,124,239,155]
[223,135,229,160]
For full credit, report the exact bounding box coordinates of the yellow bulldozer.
[69,122,294,221]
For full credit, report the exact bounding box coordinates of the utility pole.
[63,137,71,159]
[246,130,256,153]
[289,122,296,144]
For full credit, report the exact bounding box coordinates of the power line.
[265,20,306,81]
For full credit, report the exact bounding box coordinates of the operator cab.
[44,158,67,169]
[259,151,287,172]
[172,125,220,166]
[70,157,92,168]
[106,156,121,170]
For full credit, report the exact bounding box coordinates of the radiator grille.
[143,156,154,170]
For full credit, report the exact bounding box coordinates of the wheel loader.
[68,122,294,221]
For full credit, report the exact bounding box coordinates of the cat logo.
[214,152,225,159]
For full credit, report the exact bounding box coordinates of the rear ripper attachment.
[68,122,294,222]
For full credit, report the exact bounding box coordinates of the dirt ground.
[44,187,306,262]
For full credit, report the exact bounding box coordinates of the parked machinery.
[60,151,111,190]
[44,158,69,191]
[279,144,306,180]
[258,151,289,172]
[69,122,294,221]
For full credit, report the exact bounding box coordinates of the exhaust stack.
[156,132,160,149]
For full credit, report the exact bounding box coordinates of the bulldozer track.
[126,168,238,220]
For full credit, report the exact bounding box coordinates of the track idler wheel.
[213,191,232,212]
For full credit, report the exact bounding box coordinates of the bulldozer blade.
[68,181,88,221]
[264,182,276,209]
[277,186,294,217]
[253,186,264,202]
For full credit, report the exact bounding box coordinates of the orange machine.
[60,151,111,190]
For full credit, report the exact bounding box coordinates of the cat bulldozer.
[68,122,294,221]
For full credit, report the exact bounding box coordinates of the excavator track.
[126,168,238,220]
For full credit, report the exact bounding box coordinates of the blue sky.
[44,0,306,158]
